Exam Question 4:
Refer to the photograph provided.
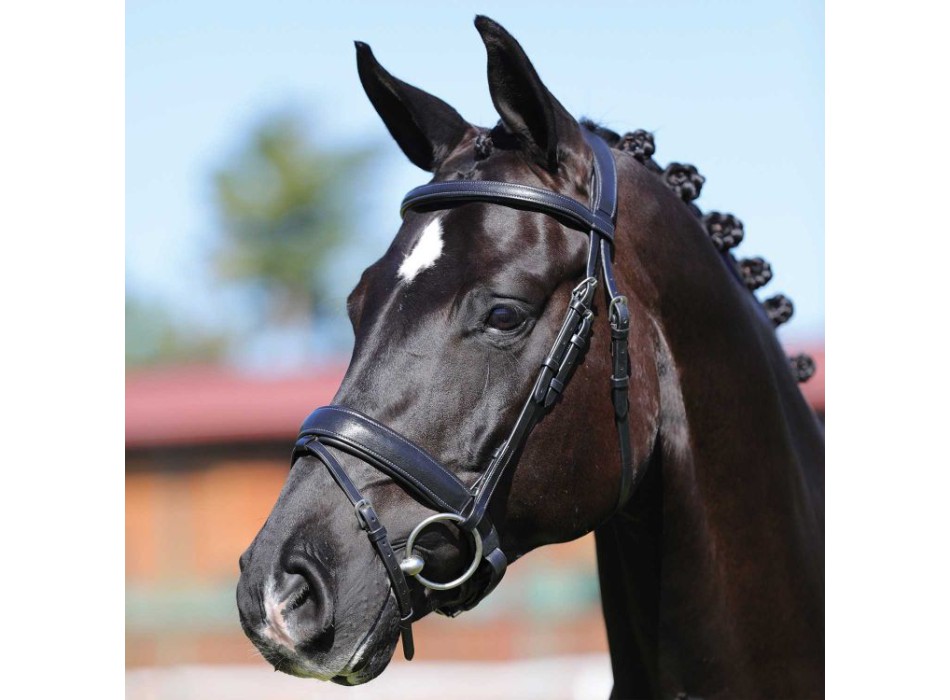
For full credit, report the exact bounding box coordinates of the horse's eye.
[486,305,524,331]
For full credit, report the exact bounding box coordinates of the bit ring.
[400,513,483,591]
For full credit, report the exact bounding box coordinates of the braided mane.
[580,119,815,383]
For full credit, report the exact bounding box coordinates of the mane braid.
[579,120,815,383]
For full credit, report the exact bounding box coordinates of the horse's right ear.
[355,42,472,172]
[474,16,585,174]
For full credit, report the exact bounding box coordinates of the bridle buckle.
[353,498,372,529]
[609,294,629,331]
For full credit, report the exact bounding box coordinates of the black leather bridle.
[292,130,634,660]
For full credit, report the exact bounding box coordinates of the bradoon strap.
[600,236,635,509]
[401,181,615,241]
[298,406,474,515]
[589,129,635,509]
[460,133,620,528]
[465,287,598,527]
[296,439,416,660]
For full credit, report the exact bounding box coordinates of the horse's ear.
[355,41,472,172]
[474,16,584,173]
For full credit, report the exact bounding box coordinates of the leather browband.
[400,180,616,241]
[293,129,635,662]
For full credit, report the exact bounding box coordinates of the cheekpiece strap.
[295,439,416,660]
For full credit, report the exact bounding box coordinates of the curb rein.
[292,131,634,660]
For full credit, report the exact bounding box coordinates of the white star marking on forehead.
[397,216,444,283]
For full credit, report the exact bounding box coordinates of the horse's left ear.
[474,16,585,174]
[355,41,472,172]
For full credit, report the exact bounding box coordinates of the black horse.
[237,16,824,699]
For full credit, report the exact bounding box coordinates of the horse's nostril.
[282,553,336,653]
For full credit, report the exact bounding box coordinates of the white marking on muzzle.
[398,217,443,283]
[260,578,296,650]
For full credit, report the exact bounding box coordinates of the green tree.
[213,111,375,330]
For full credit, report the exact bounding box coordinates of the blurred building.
[125,347,824,669]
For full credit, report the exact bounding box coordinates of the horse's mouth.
[237,584,398,686]
[258,590,401,685]
[327,592,402,685]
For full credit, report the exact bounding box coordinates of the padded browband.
[400,180,615,241]
[297,405,474,515]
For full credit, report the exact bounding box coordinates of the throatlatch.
[293,129,634,660]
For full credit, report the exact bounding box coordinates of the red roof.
[126,347,823,448]
[125,364,348,448]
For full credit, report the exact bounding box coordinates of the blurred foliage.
[212,111,376,328]
[126,296,228,367]
[127,109,377,368]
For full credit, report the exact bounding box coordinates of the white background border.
[4,1,949,697]
[2,0,124,694]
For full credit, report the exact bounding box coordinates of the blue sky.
[127,0,823,365]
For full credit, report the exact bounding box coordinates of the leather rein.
[292,130,634,660]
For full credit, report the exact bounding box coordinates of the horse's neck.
[596,266,824,699]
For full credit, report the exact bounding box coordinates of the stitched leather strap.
[298,406,473,515]
[463,276,599,529]
[600,238,635,508]
[296,439,416,660]
[401,180,615,241]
